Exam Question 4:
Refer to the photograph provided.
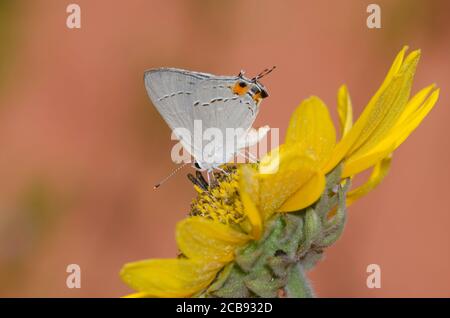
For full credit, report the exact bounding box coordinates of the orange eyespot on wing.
[232,81,249,96]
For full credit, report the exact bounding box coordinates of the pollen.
[190,166,246,225]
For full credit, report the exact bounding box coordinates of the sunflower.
[120,47,439,298]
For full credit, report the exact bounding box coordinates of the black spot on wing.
[158,91,192,101]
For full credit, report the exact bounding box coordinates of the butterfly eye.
[238,81,247,88]
[260,89,269,98]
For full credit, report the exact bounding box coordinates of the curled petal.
[346,155,393,206]
[337,85,353,137]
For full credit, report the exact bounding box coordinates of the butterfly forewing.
[144,68,260,169]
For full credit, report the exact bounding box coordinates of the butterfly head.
[233,67,275,104]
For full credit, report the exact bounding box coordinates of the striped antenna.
[253,66,276,81]
[154,163,189,189]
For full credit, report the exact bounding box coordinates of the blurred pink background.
[0,0,449,297]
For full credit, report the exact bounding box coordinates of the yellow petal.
[176,217,250,262]
[258,145,283,174]
[285,96,336,165]
[258,145,321,218]
[120,258,222,297]
[395,84,436,126]
[239,165,263,239]
[349,50,421,158]
[346,155,392,206]
[337,85,353,137]
[344,89,439,170]
[392,88,439,148]
[342,142,395,178]
[378,45,409,94]
[323,47,413,173]
[278,170,326,212]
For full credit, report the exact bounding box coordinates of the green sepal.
[199,164,349,298]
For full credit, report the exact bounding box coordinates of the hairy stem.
[285,263,314,298]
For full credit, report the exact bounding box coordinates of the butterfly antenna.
[154,163,189,189]
[253,66,276,81]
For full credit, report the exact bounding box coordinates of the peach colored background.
[0,0,449,297]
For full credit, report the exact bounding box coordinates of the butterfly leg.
[187,172,208,191]
[238,151,257,163]
[246,150,258,162]
[206,170,211,186]
[215,166,229,176]
[195,171,209,190]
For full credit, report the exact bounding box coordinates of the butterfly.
[144,67,274,185]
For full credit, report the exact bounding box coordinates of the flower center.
[189,166,246,225]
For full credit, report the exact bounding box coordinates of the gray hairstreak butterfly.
[144,67,275,187]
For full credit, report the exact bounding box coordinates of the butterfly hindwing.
[192,79,259,165]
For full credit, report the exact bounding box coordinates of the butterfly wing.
[144,68,212,160]
[144,68,260,168]
[191,79,260,166]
